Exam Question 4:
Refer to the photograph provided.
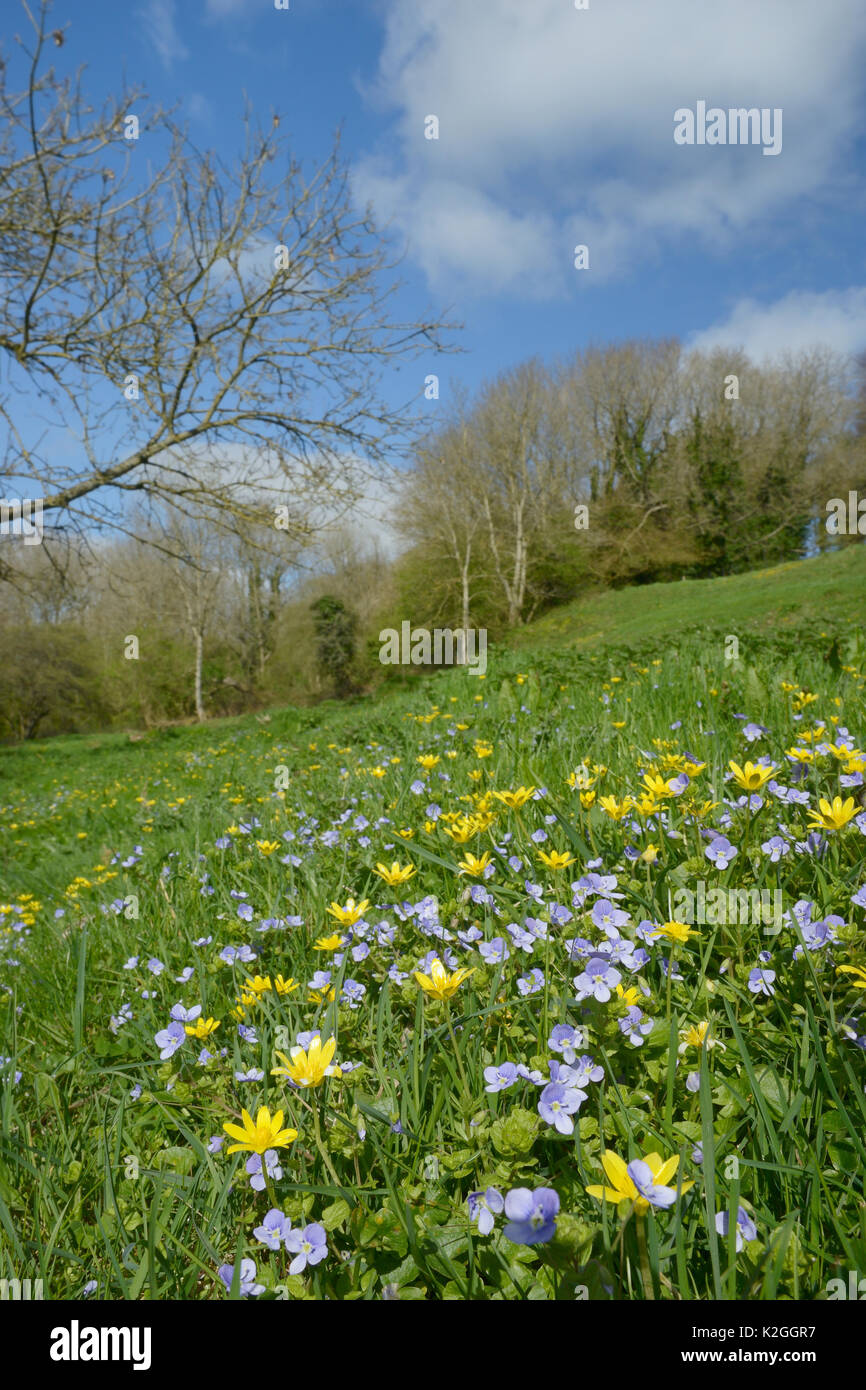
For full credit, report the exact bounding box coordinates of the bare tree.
[0,0,454,575]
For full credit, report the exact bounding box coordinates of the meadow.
[1,547,865,1301]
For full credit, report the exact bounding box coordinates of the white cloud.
[356,0,866,295]
[688,286,866,360]
[137,0,188,68]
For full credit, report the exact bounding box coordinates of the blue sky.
[47,0,866,412]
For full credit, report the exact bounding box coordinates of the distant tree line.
[1,338,864,742]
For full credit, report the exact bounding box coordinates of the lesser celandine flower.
[492,786,537,809]
[457,851,492,877]
[326,898,369,927]
[184,1016,221,1039]
[314,932,345,951]
[271,1035,342,1088]
[537,849,577,870]
[728,760,776,792]
[586,1149,694,1213]
[837,963,866,990]
[414,957,475,1000]
[678,1021,725,1055]
[223,1106,298,1156]
[649,920,699,945]
[273,974,298,995]
[373,860,417,886]
[807,796,858,831]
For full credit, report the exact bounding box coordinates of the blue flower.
[468,1186,504,1236]
[715,1206,758,1251]
[484,1062,519,1093]
[285,1222,328,1275]
[748,967,776,997]
[253,1207,292,1251]
[217,1258,264,1297]
[154,1021,185,1059]
[246,1150,283,1191]
[503,1186,559,1245]
[538,1081,586,1134]
[705,836,737,870]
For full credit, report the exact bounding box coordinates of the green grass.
[0,546,865,1300]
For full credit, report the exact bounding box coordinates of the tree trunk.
[194,629,206,722]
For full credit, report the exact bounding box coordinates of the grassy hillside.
[0,546,864,1301]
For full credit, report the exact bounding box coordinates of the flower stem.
[444,999,473,1106]
[310,1100,341,1188]
[636,1213,655,1300]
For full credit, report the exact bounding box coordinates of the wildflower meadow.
[2,581,865,1308]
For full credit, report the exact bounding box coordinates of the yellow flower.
[255,839,280,855]
[641,773,673,801]
[223,1106,298,1155]
[307,985,336,1004]
[418,754,440,771]
[273,974,299,995]
[184,1016,221,1039]
[649,920,699,945]
[640,844,660,864]
[615,983,642,1006]
[271,1035,342,1088]
[458,851,492,877]
[442,817,476,844]
[599,795,633,821]
[807,796,858,831]
[492,786,537,809]
[580,790,596,809]
[326,897,370,927]
[728,760,776,792]
[837,964,866,990]
[537,849,577,870]
[243,975,273,995]
[414,957,475,1000]
[314,932,345,951]
[677,1021,725,1055]
[586,1148,694,1213]
[374,861,417,886]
